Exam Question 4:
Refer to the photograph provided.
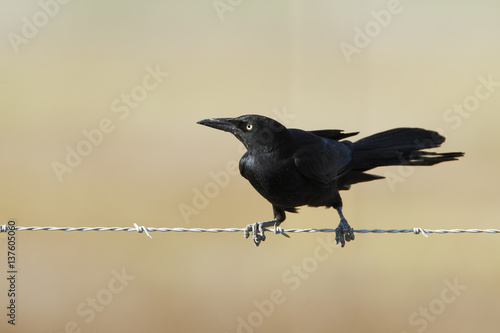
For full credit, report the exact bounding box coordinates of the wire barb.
[413,227,428,237]
[133,223,152,239]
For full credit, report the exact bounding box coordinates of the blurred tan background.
[1,1,499,332]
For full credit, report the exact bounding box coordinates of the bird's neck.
[244,131,295,157]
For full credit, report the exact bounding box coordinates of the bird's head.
[197,114,290,153]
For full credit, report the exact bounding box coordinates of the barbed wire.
[1,223,500,239]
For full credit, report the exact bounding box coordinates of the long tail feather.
[349,127,464,171]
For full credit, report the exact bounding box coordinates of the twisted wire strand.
[2,224,500,238]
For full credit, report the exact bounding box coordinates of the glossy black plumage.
[198,115,463,247]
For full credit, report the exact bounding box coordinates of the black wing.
[293,139,353,186]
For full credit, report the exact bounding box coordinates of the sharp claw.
[335,231,345,247]
[252,223,260,246]
[253,233,261,246]
[259,224,266,241]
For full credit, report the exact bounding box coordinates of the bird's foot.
[244,220,287,246]
[335,218,355,248]
[244,222,267,246]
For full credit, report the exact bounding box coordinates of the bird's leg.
[334,206,355,247]
[244,207,287,246]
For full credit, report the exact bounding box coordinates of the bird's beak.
[197,117,237,133]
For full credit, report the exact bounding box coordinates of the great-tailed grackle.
[198,115,463,247]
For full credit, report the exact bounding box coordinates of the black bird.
[197,115,463,247]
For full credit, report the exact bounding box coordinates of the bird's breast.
[240,153,332,209]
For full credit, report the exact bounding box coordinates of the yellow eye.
[246,124,253,131]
